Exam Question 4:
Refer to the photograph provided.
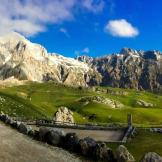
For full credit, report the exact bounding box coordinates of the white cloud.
[0,0,105,37]
[82,47,90,53]
[0,0,75,37]
[82,0,105,13]
[105,19,139,37]
[75,47,90,56]
[59,28,70,38]
[0,0,104,36]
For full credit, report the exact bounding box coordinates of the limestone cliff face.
[78,48,162,91]
[0,32,101,86]
[1,32,162,91]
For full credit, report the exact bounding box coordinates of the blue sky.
[1,0,162,57]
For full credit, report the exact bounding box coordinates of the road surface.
[0,122,83,162]
[56,127,124,142]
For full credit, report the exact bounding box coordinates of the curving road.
[0,122,83,162]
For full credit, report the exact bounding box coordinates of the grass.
[0,92,45,119]
[0,81,162,126]
[108,129,162,161]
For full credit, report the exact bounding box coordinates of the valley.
[0,82,162,161]
[0,32,162,161]
[0,0,162,161]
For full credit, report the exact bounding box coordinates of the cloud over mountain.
[0,0,105,37]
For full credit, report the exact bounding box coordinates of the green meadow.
[0,81,162,126]
[108,129,162,161]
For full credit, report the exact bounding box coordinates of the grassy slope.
[0,81,162,126]
[0,82,162,160]
[108,129,162,161]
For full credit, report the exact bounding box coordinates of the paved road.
[0,122,83,162]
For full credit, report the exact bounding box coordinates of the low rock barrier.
[0,113,116,162]
[1,113,162,162]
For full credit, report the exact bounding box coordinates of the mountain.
[0,32,162,91]
[0,32,101,87]
[78,48,162,91]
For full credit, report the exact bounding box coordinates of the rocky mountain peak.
[0,32,162,91]
[76,55,93,64]
[0,32,28,48]
[120,48,136,55]
[0,32,101,86]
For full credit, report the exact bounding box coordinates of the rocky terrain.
[78,48,162,91]
[79,96,123,108]
[136,99,154,108]
[1,113,162,162]
[53,107,74,125]
[0,32,162,91]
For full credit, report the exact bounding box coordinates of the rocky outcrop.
[79,96,123,108]
[78,48,162,91]
[141,152,162,162]
[136,100,154,108]
[53,107,74,124]
[106,89,128,96]
[116,145,135,162]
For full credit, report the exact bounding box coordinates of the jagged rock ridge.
[78,48,162,91]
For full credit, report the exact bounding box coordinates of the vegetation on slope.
[108,129,162,161]
[0,81,162,126]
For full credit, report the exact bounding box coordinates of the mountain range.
[0,32,162,91]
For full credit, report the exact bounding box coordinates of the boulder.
[53,107,74,125]
[18,122,32,135]
[5,116,15,125]
[10,120,18,128]
[78,137,97,157]
[94,143,115,162]
[32,130,40,140]
[28,129,36,137]
[39,127,65,146]
[15,121,21,129]
[39,127,51,141]
[63,133,79,152]
[44,128,65,146]
[116,145,135,162]
[141,152,162,162]
[0,114,8,122]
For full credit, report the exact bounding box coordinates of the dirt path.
[56,128,124,142]
[0,122,83,162]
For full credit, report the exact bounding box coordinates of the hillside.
[1,82,162,126]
